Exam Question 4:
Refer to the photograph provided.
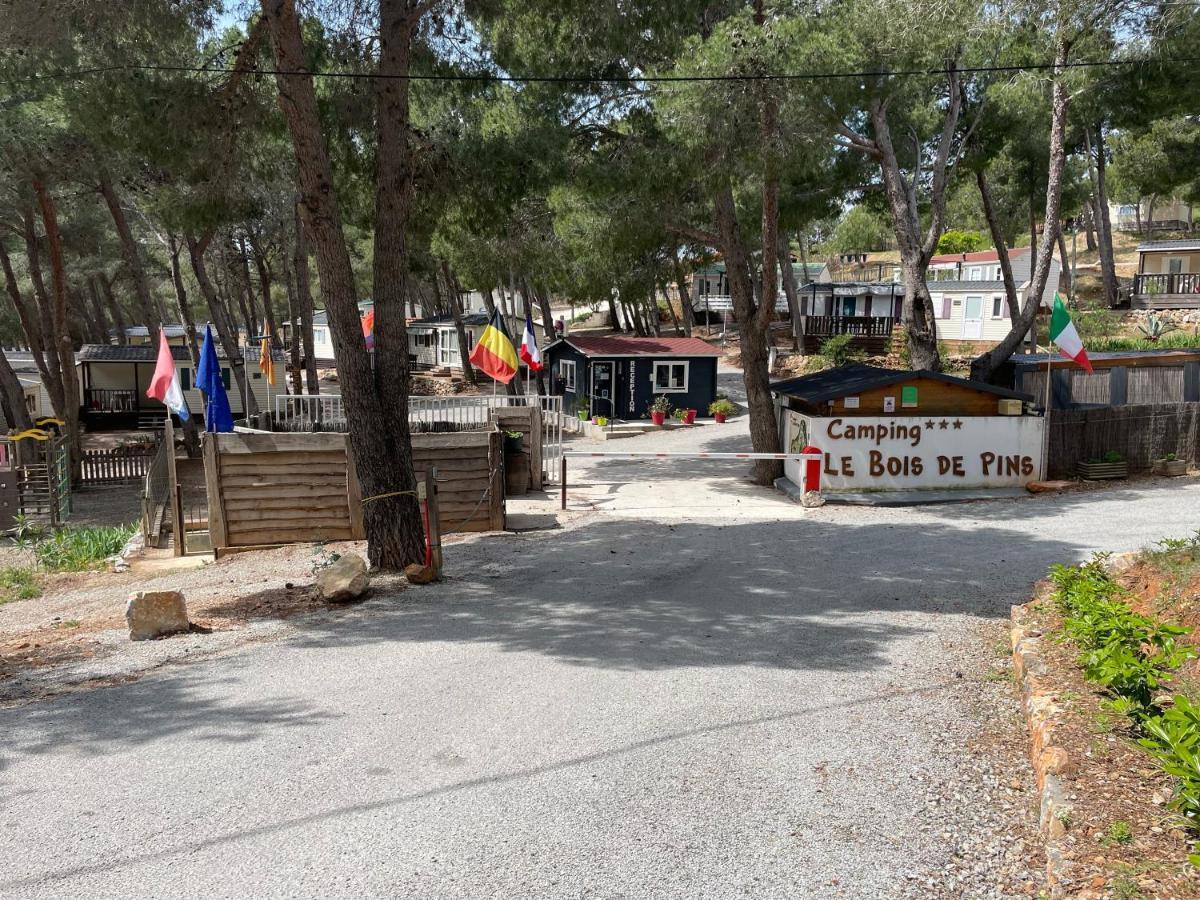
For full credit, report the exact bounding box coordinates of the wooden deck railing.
[1134,273,1200,297]
[84,389,138,412]
[85,444,157,484]
[802,315,895,337]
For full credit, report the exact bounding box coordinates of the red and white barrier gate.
[559,449,823,509]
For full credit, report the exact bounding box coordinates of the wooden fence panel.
[1048,403,1200,478]
[84,445,156,485]
[204,428,502,556]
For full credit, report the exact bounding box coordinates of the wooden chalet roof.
[771,363,1031,404]
[547,335,722,357]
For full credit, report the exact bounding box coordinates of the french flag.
[519,313,542,372]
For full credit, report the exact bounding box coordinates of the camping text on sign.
[784,410,1045,492]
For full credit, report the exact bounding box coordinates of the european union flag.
[196,324,234,433]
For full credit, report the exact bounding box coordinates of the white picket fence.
[275,393,566,482]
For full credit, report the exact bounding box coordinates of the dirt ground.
[1022,549,1200,897]
[0,538,407,705]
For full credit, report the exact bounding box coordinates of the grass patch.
[1102,820,1135,846]
[33,523,137,573]
[0,566,40,605]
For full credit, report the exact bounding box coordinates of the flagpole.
[1040,348,1052,481]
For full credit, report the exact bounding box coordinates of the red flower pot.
[683,409,697,425]
[650,411,666,426]
[714,412,727,423]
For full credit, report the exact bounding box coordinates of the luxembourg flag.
[519,313,542,372]
[1048,293,1093,373]
[145,330,190,420]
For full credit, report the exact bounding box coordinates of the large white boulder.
[125,590,190,641]
[316,553,370,602]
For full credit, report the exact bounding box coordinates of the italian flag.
[1048,293,1093,373]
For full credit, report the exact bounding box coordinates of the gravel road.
[3,371,1200,898]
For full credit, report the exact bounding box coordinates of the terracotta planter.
[650,411,666,426]
[714,412,727,424]
[683,409,697,425]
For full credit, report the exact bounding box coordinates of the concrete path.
[4,383,1200,897]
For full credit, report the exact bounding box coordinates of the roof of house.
[929,247,1029,265]
[770,363,1032,403]
[548,335,723,357]
[1008,348,1200,368]
[77,343,281,363]
[409,312,492,328]
[927,280,1009,291]
[122,324,189,339]
[1136,239,1200,253]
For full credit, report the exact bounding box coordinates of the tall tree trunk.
[779,231,801,350]
[606,292,620,330]
[20,208,66,415]
[865,69,961,372]
[100,273,128,344]
[976,168,1020,326]
[86,276,110,344]
[1085,125,1118,307]
[218,241,253,342]
[714,183,781,484]
[971,37,1072,383]
[262,0,424,569]
[32,177,83,482]
[247,231,278,341]
[533,283,556,343]
[98,171,163,330]
[1056,227,1073,300]
[292,205,319,394]
[236,235,261,337]
[1083,198,1097,251]
[660,281,682,336]
[482,286,497,318]
[0,245,36,430]
[444,260,477,385]
[186,234,257,415]
[672,257,695,337]
[280,241,303,394]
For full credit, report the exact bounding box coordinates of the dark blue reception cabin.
[544,335,721,420]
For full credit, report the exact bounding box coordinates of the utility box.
[997,398,1023,416]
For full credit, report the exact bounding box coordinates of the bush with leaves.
[1050,553,1200,861]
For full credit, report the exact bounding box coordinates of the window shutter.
[941,296,951,319]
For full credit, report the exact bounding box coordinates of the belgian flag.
[468,309,519,384]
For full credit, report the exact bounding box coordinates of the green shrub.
[1050,555,1200,858]
[34,523,137,573]
[813,333,863,369]
[0,566,40,605]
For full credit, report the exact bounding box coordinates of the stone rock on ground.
[800,490,825,508]
[404,563,437,585]
[316,553,370,602]
[125,590,190,641]
[1026,480,1075,494]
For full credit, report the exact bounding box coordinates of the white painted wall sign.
[783,409,1045,492]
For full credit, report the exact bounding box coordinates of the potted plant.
[503,430,525,455]
[1154,452,1188,477]
[595,415,608,427]
[648,395,671,426]
[1077,451,1128,480]
[577,402,589,422]
[708,398,735,423]
[682,408,697,425]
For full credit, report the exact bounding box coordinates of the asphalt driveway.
[4,400,1200,897]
